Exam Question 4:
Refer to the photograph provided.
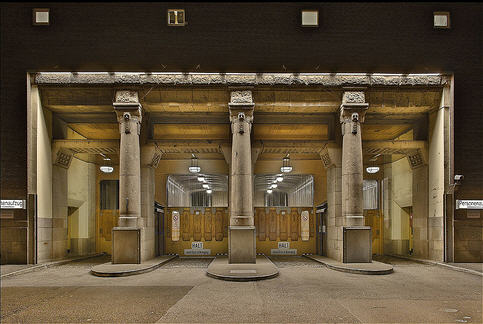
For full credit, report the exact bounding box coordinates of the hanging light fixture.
[202,184,209,189]
[188,154,201,173]
[197,175,205,182]
[267,189,273,194]
[270,183,278,189]
[280,155,293,173]
[276,175,284,182]
[366,166,380,174]
[100,166,114,173]
[206,189,212,194]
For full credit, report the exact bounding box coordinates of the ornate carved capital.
[407,149,428,169]
[340,91,369,133]
[141,146,163,168]
[319,144,342,169]
[228,90,254,134]
[113,90,143,134]
[52,148,74,169]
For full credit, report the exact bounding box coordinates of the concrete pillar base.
[343,226,372,263]
[229,226,256,264]
[112,227,141,264]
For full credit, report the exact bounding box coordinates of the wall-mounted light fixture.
[33,8,50,26]
[168,9,187,26]
[301,9,318,27]
[433,11,450,29]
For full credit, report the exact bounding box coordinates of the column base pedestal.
[229,226,256,264]
[343,226,372,263]
[112,227,141,264]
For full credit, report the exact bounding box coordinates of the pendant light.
[189,154,201,173]
[280,155,293,173]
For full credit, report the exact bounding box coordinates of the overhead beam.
[53,139,119,154]
[363,140,426,155]
[35,72,448,88]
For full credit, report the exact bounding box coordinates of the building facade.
[1,3,482,264]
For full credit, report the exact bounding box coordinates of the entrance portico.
[29,72,453,270]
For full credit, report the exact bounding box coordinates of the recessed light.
[433,12,450,29]
[33,8,50,26]
[301,9,318,27]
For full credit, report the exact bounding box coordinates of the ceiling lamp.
[197,176,205,182]
[202,184,209,189]
[188,154,201,173]
[267,189,273,194]
[206,189,212,194]
[276,175,284,182]
[280,156,293,173]
[270,183,278,189]
[366,166,380,174]
[100,166,114,173]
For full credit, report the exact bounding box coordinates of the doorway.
[154,202,164,256]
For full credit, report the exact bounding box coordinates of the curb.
[303,255,394,275]
[387,254,483,277]
[90,255,178,277]
[1,253,106,278]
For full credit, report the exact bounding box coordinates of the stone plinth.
[112,227,141,264]
[343,226,372,263]
[228,226,256,264]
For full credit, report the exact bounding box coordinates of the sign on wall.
[184,241,211,255]
[271,241,297,255]
[172,211,180,241]
[456,200,483,210]
[301,210,310,241]
[0,200,26,209]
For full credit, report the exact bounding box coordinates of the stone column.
[112,90,143,264]
[340,91,371,262]
[320,144,343,262]
[228,90,256,264]
[140,145,162,261]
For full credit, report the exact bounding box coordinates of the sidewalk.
[1,253,105,278]
[387,254,483,276]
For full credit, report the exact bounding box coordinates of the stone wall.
[67,157,96,256]
[428,108,445,261]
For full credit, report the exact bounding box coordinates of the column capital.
[228,90,254,116]
[320,144,342,169]
[113,90,143,119]
[141,145,163,168]
[52,147,74,169]
[340,91,369,124]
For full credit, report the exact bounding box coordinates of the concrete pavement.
[1,255,481,323]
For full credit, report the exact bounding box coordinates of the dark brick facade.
[1,2,481,263]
